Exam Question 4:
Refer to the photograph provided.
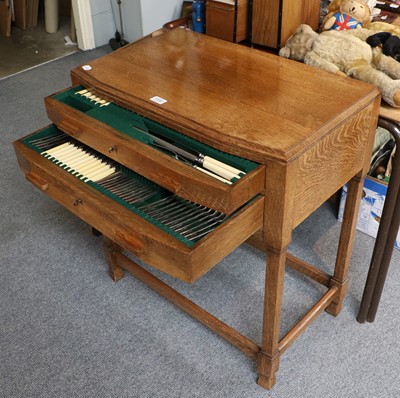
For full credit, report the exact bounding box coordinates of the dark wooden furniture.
[13,29,380,389]
[0,0,11,37]
[205,0,248,43]
[357,117,400,323]
[251,0,320,49]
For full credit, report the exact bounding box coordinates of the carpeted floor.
[1,47,400,398]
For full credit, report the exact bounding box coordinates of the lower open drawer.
[14,125,264,283]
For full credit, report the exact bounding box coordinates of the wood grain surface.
[71,29,379,163]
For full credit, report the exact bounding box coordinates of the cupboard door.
[252,0,320,49]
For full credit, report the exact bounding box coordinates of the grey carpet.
[1,47,400,398]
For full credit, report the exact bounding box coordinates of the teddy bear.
[278,24,400,107]
[323,0,371,31]
[326,0,400,36]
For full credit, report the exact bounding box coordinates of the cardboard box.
[338,176,400,250]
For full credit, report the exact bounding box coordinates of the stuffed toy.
[326,0,400,36]
[279,24,400,107]
[324,0,371,30]
[367,32,400,61]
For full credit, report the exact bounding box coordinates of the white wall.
[139,0,183,36]
[111,0,143,43]
[90,0,115,47]
[94,0,183,46]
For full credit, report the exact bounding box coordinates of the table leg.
[257,248,287,389]
[104,236,125,281]
[257,161,297,389]
[327,173,366,316]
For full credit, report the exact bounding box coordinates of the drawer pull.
[73,198,83,206]
[108,145,117,153]
[25,172,49,191]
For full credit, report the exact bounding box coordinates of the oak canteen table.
[14,29,381,389]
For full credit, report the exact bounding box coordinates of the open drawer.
[14,125,264,283]
[44,86,266,214]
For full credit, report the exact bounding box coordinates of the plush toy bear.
[324,0,371,30]
[326,0,400,36]
[367,32,400,61]
[279,24,400,107]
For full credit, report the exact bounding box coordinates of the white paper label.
[82,65,92,71]
[150,96,168,105]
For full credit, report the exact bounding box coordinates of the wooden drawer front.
[13,126,264,283]
[206,1,235,42]
[206,0,248,43]
[44,86,265,214]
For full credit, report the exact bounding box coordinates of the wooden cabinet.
[206,0,248,43]
[251,0,320,49]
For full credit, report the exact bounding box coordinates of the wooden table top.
[71,29,380,163]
